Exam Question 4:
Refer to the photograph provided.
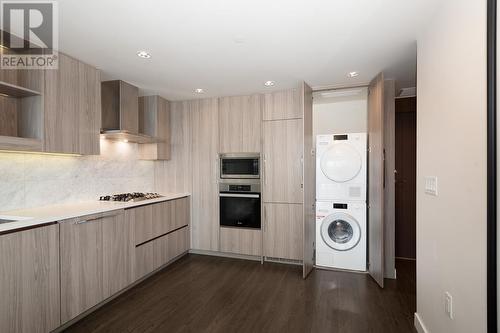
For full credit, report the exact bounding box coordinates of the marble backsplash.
[0,139,156,212]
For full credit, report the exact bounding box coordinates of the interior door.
[368,73,385,287]
[301,81,315,278]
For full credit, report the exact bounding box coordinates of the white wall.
[0,140,155,211]
[416,0,486,332]
[313,89,367,141]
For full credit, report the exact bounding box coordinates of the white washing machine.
[316,133,367,201]
[315,200,366,271]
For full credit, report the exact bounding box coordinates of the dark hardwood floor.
[64,255,416,333]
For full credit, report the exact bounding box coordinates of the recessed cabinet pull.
[75,211,121,224]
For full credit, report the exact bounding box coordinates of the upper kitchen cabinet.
[0,48,45,152]
[262,89,302,121]
[218,94,262,153]
[44,52,101,155]
[138,95,171,160]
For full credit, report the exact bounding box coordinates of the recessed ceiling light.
[194,88,204,94]
[348,71,359,78]
[122,139,129,143]
[137,51,151,59]
[264,80,275,87]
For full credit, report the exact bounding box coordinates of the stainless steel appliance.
[220,153,260,179]
[219,182,261,229]
[99,192,162,202]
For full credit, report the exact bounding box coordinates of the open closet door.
[302,81,315,279]
[368,73,385,287]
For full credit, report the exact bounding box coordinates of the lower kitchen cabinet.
[219,227,262,256]
[137,226,190,280]
[263,203,303,261]
[60,210,132,323]
[0,224,60,333]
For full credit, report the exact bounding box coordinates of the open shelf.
[0,81,41,97]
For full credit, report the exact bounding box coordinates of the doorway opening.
[394,96,417,262]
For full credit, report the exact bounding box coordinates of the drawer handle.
[75,211,121,224]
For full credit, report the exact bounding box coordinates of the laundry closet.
[312,77,399,288]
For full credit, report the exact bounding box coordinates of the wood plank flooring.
[64,255,416,333]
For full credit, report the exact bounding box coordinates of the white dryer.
[315,200,366,271]
[316,133,367,201]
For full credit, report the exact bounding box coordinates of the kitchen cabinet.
[0,224,60,333]
[262,118,304,204]
[60,210,130,323]
[133,204,154,245]
[153,226,190,270]
[263,203,303,260]
[102,211,135,298]
[218,94,262,153]
[139,95,171,160]
[44,52,101,154]
[191,98,220,251]
[262,89,302,121]
[133,197,190,246]
[219,227,261,256]
[132,197,190,280]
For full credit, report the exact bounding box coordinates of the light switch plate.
[424,176,438,196]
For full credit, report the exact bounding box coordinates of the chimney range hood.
[100,80,161,144]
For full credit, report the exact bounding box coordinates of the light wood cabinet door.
[262,119,304,203]
[263,203,303,260]
[78,61,101,155]
[219,94,261,153]
[170,196,190,231]
[60,213,104,323]
[135,242,155,280]
[167,226,189,260]
[191,98,219,251]
[219,227,261,256]
[139,95,171,160]
[0,225,60,333]
[133,204,154,245]
[44,52,80,154]
[262,89,302,120]
[102,212,134,298]
[44,53,101,154]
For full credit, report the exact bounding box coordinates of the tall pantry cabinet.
[261,83,314,278]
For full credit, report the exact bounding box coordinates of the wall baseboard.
[414,312,430,333]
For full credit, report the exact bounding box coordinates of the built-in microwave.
[220,153,260,179]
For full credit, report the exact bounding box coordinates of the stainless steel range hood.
[100,80,161,143]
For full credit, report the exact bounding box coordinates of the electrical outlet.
[424,176,438,196]
[445,292,453,319]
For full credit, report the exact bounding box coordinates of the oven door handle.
[219,193,260,199]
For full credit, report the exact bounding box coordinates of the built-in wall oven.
[219,182,261,229]
[220,153,260,179]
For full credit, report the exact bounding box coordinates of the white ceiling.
[58,0,440,101]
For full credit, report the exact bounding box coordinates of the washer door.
[321,213,361,251]
[320,143,362,183]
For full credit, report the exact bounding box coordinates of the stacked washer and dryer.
[315,133,367,271]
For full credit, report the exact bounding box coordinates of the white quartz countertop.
[0,193,190,234]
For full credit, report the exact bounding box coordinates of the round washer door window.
[321,213,361,251]
[320,143,362,183]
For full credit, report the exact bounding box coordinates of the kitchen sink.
[0,215,33,224]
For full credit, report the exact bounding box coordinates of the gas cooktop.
[99,192,163,202]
